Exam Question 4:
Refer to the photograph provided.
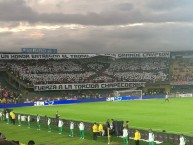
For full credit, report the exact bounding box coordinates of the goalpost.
[114,90,143,100]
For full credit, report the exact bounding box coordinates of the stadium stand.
[104,58,169,83]
[0,56,169,102]
[5,57,169,85]
[171,58,193,83]
[0,54,171,103]
[170,55,193,93]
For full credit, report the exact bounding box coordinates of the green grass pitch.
[1,98,192,145]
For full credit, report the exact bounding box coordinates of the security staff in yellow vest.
[10,111,16,125]
[134,130,141,145]
[92,122,98,140]
[98,123,104,136]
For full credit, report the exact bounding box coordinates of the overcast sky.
[0,0,193,53]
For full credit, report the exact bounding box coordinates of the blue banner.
[0,96,165,108]
[21,48,57,54]
[36,98,106,106]
[106,95,165,102]
[0,103,34,109]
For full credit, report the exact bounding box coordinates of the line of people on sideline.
[132,129,187,145]
[1,111,188,145]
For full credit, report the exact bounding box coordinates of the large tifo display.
[34,82,145,91]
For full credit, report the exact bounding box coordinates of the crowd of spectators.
[6,60,100,85]
[3,57,169,85]
[171,58,193,83]
[0,56,171,102]
[0,86,21,104]
[0,61,6,70]
[104,58,169,83]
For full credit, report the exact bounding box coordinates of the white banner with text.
[34,82,145,91]
[0,52,170,60]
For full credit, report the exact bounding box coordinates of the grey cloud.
[1,0,193,26]
[0,31,12,37]
[0,22,20,28]
[0,0,36,21]
[1,23,193,53]
[0,0,193,53]
[0,0,135,25]
[146,0,193,11]
[116,3,134,11]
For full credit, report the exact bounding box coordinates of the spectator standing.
[55,111,60,126]
[27,115,31,128]
[110,119,115,135]
[5,112,9,124]
[106,119,110,135]
[79,121,85,139]
[148,129,154,145]
[106,119,111,144]
[69,121,74,137]
[58,119,63,134]
[18,114,21,126]
[36,114,40,130]
[10,111,15,125]
[56,111,59,119]
[9,111,13,124]
[98,123,104,136]
[92,122,98,140]
[110,119,114,130]
[125,121,129,129]
[2,109,6,121]
[179,134,186,145]
[0,111,2,121]
[47,117,51,132]
[123,126,129,145]
[134,130,141,145]
[125,121,129,140]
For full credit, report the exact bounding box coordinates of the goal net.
[114,90,143,100]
